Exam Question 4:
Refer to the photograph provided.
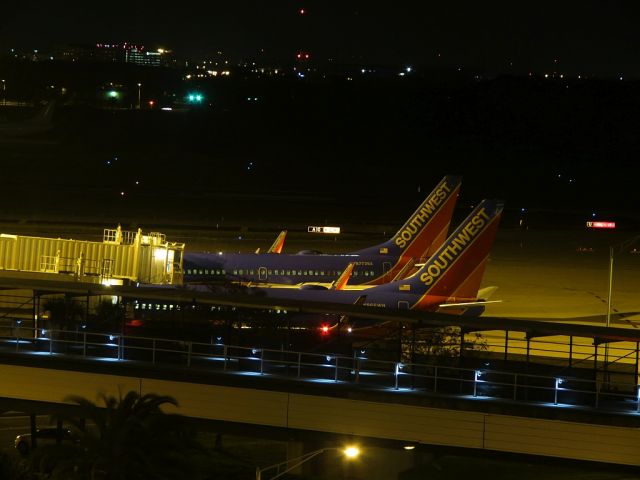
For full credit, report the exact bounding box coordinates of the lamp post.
[137,83,142,109]
[255,446,360,480]
[606,234,640,328]
[605,234,640,369]
[1,79,5,106]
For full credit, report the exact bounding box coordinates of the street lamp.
[1,79,5,106]
[137,83,142,109]
[605,234,640,370]
[255,445,360,480]
[606,234,640,328]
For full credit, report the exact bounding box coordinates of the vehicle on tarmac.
[15,426,73,455]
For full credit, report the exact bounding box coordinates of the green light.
[187,92,204,103]
[108,90,119,99]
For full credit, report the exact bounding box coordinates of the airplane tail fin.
[391,257,416,281]
[330,262,355,290]
[267,230,287,254]
[373,199,503,307]
[351,175,461,283]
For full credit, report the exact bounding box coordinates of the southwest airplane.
[248,198,503,315]
[183,175,462,287]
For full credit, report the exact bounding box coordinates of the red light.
[321,325,330,335]
[304,53,309,59]
[299,8,305,15]
[148,100,155,107]
[296,53,301,59]
[586,221,616,229]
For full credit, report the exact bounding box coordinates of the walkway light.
[255,445,361,480]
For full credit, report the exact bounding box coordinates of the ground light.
[255,445,361,480]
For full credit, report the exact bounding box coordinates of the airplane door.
[398,301,410,310]
[258,267,267,281]
[383,261,392,279]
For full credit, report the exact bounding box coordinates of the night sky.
[1,0,640,76]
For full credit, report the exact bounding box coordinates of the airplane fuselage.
[183,252,404,286]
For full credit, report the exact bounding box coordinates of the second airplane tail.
[372,198,503,309]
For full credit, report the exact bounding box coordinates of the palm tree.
[32,390,205,480]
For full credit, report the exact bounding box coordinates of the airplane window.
[280,270,285,275]
[239,269,244,275]
[222,269,226,274]
[250,270,255,275]
[320,271,325,276]
[286,270,291,275]
[216,270,221,275]
[303,270,308,275]
[233,270,238,275]
[205,269,209,275]
[268,270,273,275]
[297,270,302,275]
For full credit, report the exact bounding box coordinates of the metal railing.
[1,326,639,415]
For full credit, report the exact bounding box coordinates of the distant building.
[54,43,174,67]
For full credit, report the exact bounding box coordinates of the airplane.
[183,175,462,287]
[0,100,56,137]
[247,198,503,315]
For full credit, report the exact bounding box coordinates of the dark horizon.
[2,1,640,76]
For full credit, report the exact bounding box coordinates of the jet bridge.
[0,225,184,286]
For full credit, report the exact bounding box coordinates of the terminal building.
[0,225,185,333]
[0,225,184,286]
